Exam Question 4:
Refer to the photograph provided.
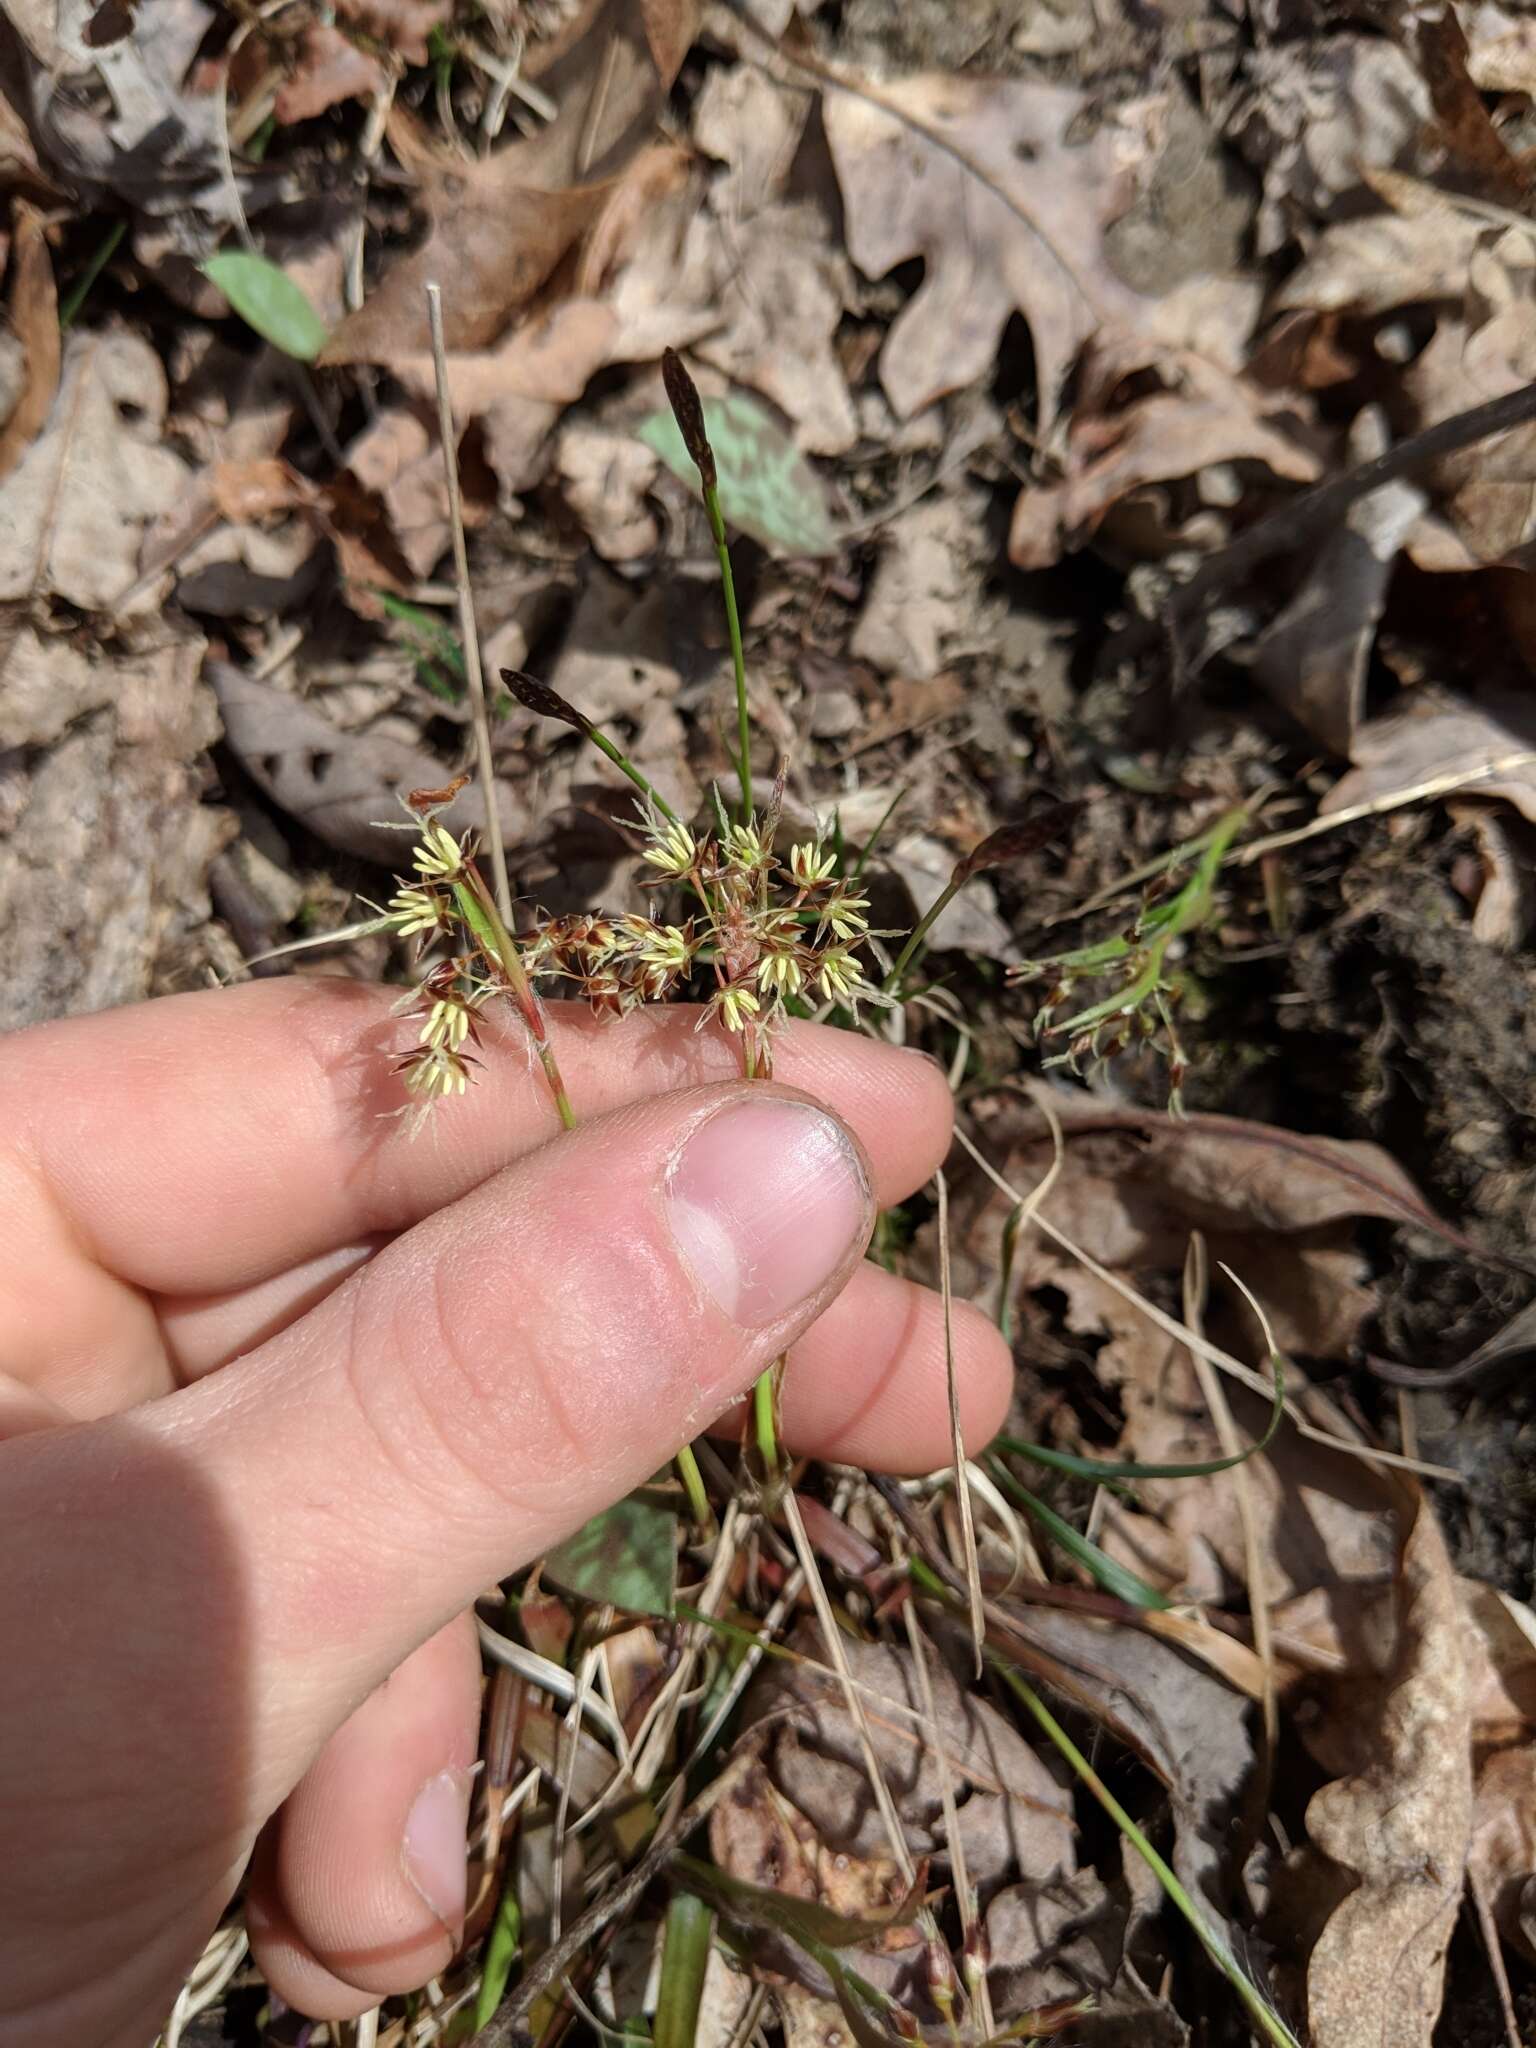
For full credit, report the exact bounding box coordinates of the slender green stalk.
[452,874,575,1131]
[753,1370,779,1477]
[701,478,752,823]
[882,874,962,995]
[675,1443,711,1529]
[59,218,126,329]
[654,1892,714,2048]
[993,1662,1301,2048]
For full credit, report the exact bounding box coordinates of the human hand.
[0,979,1011,2045]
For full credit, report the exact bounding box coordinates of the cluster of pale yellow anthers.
[370,803,887,1108]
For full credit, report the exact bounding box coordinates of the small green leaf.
[544,1490,677,1616]
[638,391,834,557]
[470,1872,521,2032]
[201,250,329,361]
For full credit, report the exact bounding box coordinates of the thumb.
[184,1081,872,1791]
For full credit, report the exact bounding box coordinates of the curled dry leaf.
[1009,340,1319,572]
[824,73,1159,427]
[1249,407,1427,755]
[851,491,985,682]
[330,0,448,65]
[1302,1485,1471,2048]
[986,1868,1185,2038]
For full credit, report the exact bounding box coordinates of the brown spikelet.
[501,670,594,736]
[407,772,471,814]
[952,800,1083,883]
[661,348,717,491]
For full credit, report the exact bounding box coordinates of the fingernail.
[667,1098,869,1330]
[403,1768,470,1929]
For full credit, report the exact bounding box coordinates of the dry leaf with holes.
[824,74,1161,426]
[1300,1485,1471,2047]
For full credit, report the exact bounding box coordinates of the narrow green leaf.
[201,250,329,361]
[996,1354,1285,1482]
[471,1873,522,2032]
[544,1490,677,1617]
[986,1463,1171,1610]
[654,1892,713,2048]
[638,392,834,557]
[670,1852,919,1952]
[993,1661,1301,2048]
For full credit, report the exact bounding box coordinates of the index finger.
[0,979,953,1299]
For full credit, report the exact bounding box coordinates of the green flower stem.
[587,724,681,824]
[992,1662,1301,2048]
[59,217,126,330]
[675,1442,711,1529]
[753,1368,780,1477]
[702,478,752,824]
[453,872,575,1130]
[882,874,962,995]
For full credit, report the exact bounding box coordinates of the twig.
[426,281,513,923]
[1225,750,1536,868]
[935,1169,984,1674]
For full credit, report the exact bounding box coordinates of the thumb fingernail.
[666,1097,869,1332]
[403,1768,471,1929]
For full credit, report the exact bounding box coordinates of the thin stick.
[1183,1243,1278,1789]
[1225,749,1536,868]
[935,1169,984,1674]
[426,281,513,924]
[778,1488,918,1885]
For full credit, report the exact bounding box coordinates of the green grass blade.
[993,1662,1301,2048]
[995,1353,1285,1481]
[986,1462,1170,1610]
[654,1892,713,2048]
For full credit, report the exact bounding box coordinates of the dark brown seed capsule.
[953,800,1084,882]
[661,348,717,491]
[500,670,593,735]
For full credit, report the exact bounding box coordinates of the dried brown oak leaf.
[823,74,1160,427]
[1302,1485,1471,2048]
[321,0,699,362]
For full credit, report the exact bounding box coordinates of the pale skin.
[0,979,1012,2046]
